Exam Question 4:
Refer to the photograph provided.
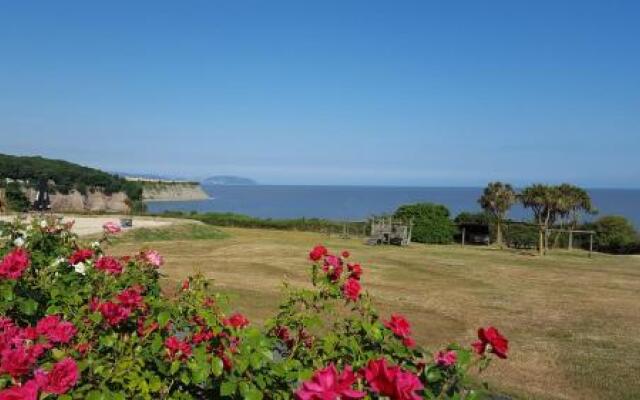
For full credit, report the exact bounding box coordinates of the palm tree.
[478,182,516,247]
[556,184,596,249]
[520,184,558,254]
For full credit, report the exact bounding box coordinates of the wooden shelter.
[366,216,412,246]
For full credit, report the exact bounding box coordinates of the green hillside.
[0,153,142,200]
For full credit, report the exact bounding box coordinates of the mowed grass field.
[107,224,640,400]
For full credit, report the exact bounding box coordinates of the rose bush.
[0,218,508,399]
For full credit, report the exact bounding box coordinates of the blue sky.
[1,1,638,187]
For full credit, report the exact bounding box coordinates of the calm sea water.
[147,185,640,228]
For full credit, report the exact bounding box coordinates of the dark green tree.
[394,203,456,244]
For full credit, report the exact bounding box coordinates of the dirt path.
[0,214,195,236]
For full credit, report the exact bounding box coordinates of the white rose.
[13,237,25,247]
[74,262,87,275]
[40,220,47,228]
[91,241,101,249]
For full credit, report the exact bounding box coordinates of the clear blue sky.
[1,1,638,187]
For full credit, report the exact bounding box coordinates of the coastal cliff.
[22,188,131,213]
[140,181,209,201]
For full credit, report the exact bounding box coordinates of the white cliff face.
[141,183,209,201]
[24,188,131,213]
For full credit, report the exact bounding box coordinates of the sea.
[146,185,640,228]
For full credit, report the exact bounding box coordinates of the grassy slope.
[106,226,640,400]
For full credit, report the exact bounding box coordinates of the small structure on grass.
[32,179,51,212]
[458,222,490,246]
[366,216,412,246]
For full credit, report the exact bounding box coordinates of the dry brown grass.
[107,226,640,400]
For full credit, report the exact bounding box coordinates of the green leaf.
[51,348,66,361]
[17,297,38,315]
[220,381,237,396]
[86,390,107,400]
[169,360,181,375]
[211,357,223,377]
[157,311,171,328]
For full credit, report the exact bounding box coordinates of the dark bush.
[503,223,538,249]
[5,181,30,211]
[586,215,639,254]
[394,203,456,244]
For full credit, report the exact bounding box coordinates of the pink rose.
[434,350,457,367]
[295,363,365,400]
[0,379,38,400]
[102,221,121,234]
[143,250,164,267]
[0,248,31,280]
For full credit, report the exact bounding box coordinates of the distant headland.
[201,176,257,185]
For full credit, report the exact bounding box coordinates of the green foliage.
[478,182,516,219]
[503,223,538,249]
[0,153,143,201]
[154,211,367,235]
[0,217,504,398]
[454,211,491,225]
[587,215,639,254]
[394,203,456,244]
[4,181,30,211]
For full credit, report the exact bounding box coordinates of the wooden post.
[461,227,466,247]
[538,226,545,256]
[589,233,593,258]
[568,229,573,251]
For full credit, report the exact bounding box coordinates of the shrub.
[0,217,507,399]
[502,223,538,249]
[394,203,456,244]
[4,182,30,212]
[587,215,639,254]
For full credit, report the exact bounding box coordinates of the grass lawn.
[106,225,640,400]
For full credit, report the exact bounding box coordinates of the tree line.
[392,182,639,255]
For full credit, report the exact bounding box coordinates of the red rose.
[341,250,350,258]
[116,287,144,310]
[0,248,31,280]
[68,249,93,265]
[165,336,192,361]
[181,279,190,290]
[34,358,78,395]
[223,313,249,329]
[295,363,365,400]
[98,301,130,326]
[363,358,423,400]
[342,278,361,301]
[347,263,362,280]
[0,345,39,378]
[309,245,328,261]
[472,326,508,359]
[94,256,123,275]
[402,337,416,348]
[384,314,412,339]
[35,315,76,344]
